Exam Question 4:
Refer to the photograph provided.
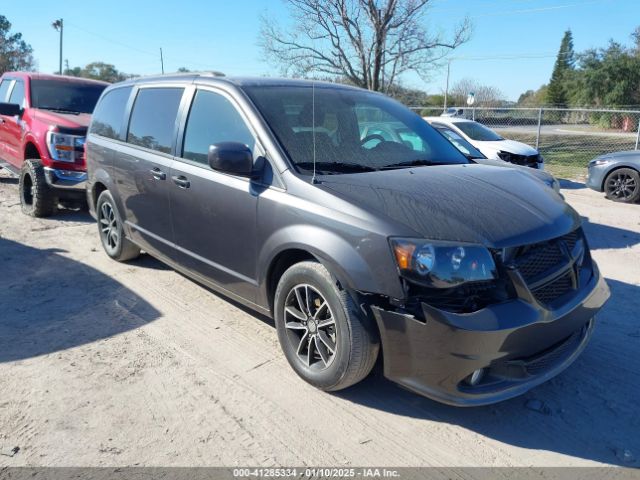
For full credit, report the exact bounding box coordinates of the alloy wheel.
[99,201,119,250]
[606,172,638,201]
[283,284,337,370]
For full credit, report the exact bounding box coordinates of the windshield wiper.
[296,162,378,173]
[38,106,82,114]
[380,159,446,170]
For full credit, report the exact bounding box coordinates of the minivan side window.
[182,90,256,165]
[0,80,13,103]
[127,88,184,154]
[8,80,25,108]
[90,87,132,139]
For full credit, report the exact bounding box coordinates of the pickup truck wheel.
[96,190,140,262]
[604,168,640,203]
[274,261,379,392]
[19,159,57,217]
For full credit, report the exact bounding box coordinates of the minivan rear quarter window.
[127,88,184,154]
[91,87,132,139]
[182,90,255,164]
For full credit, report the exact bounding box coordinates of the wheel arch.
[257,225,402,313]
[602,164,640,191]
[24,141,42,160]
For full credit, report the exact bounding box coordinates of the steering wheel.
[361,133,386,146]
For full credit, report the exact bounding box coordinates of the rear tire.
[19,159,57,217]
[604,168,640,203]
[274,261,379,392]
[96,190,140,262]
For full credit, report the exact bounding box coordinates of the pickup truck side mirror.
[0,102,23,117]
[208,142,254,177]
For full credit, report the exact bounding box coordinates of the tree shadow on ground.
[0,237,161,363]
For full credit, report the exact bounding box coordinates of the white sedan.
[424,117,544,169]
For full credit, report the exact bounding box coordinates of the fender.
[256,224,404,307]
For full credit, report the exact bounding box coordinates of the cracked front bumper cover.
[370,263,610,406]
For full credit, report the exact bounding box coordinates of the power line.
[470,0,614,18]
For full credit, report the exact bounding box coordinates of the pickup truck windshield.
[31,80,106,114]
[245,85,469,173]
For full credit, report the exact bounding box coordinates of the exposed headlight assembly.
[390,238,497,288]
[46,131,85,162]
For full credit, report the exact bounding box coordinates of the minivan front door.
[169,88,260,302]
[114,86,184,258]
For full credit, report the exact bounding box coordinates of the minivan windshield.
[453,121,503,142]
[31,80,106,114]
[244,85,469,174]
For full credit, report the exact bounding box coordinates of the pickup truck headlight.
[390,238,497,288]
[46,131,85,162]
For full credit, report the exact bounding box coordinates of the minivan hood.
[318,164,578,248]
[32,109,92,130]
[475,139,538,158]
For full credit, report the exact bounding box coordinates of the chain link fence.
[412,106,640,179]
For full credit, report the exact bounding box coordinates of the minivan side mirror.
[208,142,254,177]
[0,102,22,117]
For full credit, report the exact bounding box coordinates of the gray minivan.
[86,73,609,406]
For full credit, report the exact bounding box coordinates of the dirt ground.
[0,169,639,468]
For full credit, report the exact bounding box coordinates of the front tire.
[19,159,57,217]
[274,261,379,392]
[604,168,640,203]
[96,190,140,262]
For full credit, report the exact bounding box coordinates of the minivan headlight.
[390,238,497,288]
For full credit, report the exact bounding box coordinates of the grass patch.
[494,130,636,180]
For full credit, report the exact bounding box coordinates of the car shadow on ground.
[0,237,161,363]
[559,179,587,190]
[581,216,640,250]
[336,277,640,467]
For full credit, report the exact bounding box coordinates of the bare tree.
[449,78,505,107]
[260,0,471,92]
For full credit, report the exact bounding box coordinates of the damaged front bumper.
[369,263,610,406]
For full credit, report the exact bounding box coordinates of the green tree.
[517,85,548,107]
[571,41,640,108]
[0,15,35,74]
[546,29,575,106]
[80,62,128,83]
[63,62,134,83]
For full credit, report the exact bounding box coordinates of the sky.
[2,0,639,101]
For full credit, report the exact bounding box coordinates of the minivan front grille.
[531,270,573,305]
[511,228,585,307]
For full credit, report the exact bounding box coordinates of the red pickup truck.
[0,72,108,216]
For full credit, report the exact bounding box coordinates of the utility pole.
[443,59,451,111]
[160,48,165,74]
[52,19,64,75]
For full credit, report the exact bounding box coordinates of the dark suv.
[0,72,108,216]
[86,74,610,406]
